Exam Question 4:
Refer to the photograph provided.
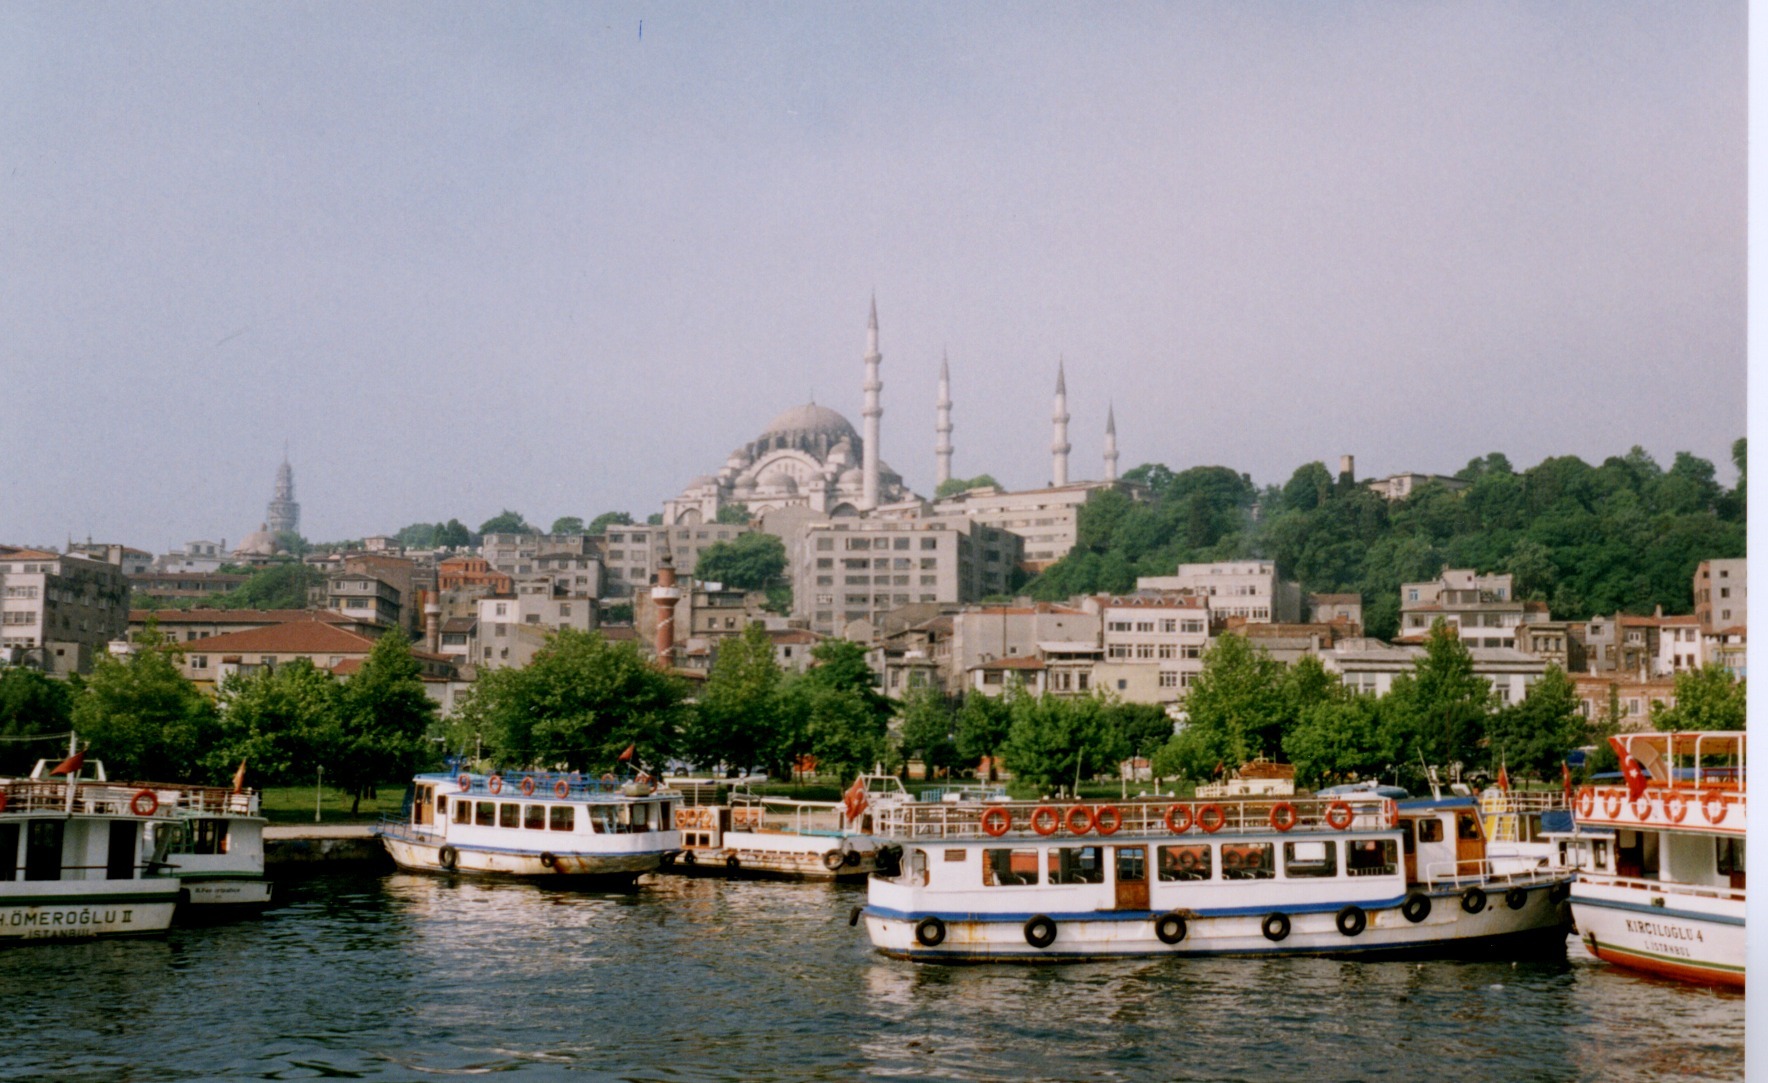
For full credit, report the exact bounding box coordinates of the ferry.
[379,770,681,883]
[671,784,878,881]
[1568,731,1745,988]
[0,754,182,941]
[855,791,1572,961]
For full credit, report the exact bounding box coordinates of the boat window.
[1716,837,1744,878]
[24,819,63,881]
[1399,819,1415,854]
[1283,840,1338,879]
[1116,847,1146,883]
[1346,838,1398,877]
[909,848,929,886]
[631,803,651,831]
[436,794,447,818]
[983,848,1039,886]
[476,801,496,827]
[524,804,546,830]
[189,819,229,855]
[1416,818,1444,844]
[1047,846,1105,885]
[1592,839,1610,871]
[551,806,576,832]
[1456,813,1482,841]
[499,803,521,828]
[1157,844,1212,882]
[1221,842,1274,880]
[453,799,472,824]
[0,823,17,881]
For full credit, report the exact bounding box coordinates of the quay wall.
[264,825,390,870]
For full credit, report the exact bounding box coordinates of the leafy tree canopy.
[588,511,635,535]
[479,510,537,536]
[550,516,587,536]
[208,658,341,787]
[0,668,74,775]
[936,474,1001,499]
[714,503,751,525]
[694,532,786,591]
[331,631,440,811]
[71,646,218,781]
[1651,665,1746,732]
[213,563,324,611]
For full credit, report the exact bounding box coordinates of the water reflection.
[0,872,1743,1082]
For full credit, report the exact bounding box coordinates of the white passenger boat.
[856,791,1572,961]
[671,786,878,881]
[0,756,181,942]
[379,770,681,883]
[1569,731,1745,988]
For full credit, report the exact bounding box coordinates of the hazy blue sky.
[2,2,1745,551]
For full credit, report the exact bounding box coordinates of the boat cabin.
[1395,799,1486,885]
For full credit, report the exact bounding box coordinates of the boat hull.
[0,882,181,943]
[864,885,1572,962]
[382,836,666,882]
[1571,890,1745,988]
[177,877,275,917]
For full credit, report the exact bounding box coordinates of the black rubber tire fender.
[1023,914,1058,949]
[1401,892,1431,923]
[1261,912,1290,942]
[914,916,946,947]
[1461,887,1487,914]
[1335,905,1366,937]
[1154,912,1187,946]
[438,845,458,871]
[1504,887,1529,911]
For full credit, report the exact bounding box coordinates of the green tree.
[1650,665,1746,731]
[935,474,1001,499]
[550,516,587,535]
[438,519,473,549]
[208,658,341,787]
[714,503,751,525]
[588,511,635,535]
[1485,665,1587,781]
[694,532,786,591]
[784,640,892,780]
[895,685,960,774]
[1002,691,1125,794]
[1380,621,1491,788]
[681,624,784,773]
[0,668,74,774]
[479,509,537,536]
[455,629,683,774]
[1284,695,1389,788]
[216,563,323,610]
[1109,700,1176,768]
[272,531,310,556]
[954,692,1013,777]
[329,631,438,812]
[393,522,439,548]
[1155,634,1286,779]
[71,645,218,781]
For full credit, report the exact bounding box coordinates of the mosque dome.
[760,403,858,443]
[236,524,279,557]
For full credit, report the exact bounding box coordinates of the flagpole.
[62,731,78,815]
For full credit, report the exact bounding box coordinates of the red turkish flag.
[1562,761,1574,804]
[1496,763,1511,793]
[617,743,635,763]
[49,750,84,776]
[842,777,868,822]
[1608,735,1650,801]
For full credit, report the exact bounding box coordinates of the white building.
[1137,561,1302,624]
[0,547,131,676]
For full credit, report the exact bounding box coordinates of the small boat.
[854,789,1572,961]
[669,779,881,880]
[0,752,182,942]
[1569,731,1745,988]
[378,770,681,883]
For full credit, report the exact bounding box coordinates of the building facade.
[0,547,131,676]
[792,518,1023,638]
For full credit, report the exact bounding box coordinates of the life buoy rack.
[1163,804,1192,834]
[1575,788,1594,819]
[1064,805,1094,835]
[1094,805,1123,836]
[1324,801,1353,830]
[914,916,946,947]
[1023,914,1058,949]
[1196,804,1226,834]
[1460,886,1487,914]
[1269,803,1298,832]
[488,774,504,795]
[1261,912,1290,942]
[457,773,472,792]
[1154,912,1187,945]
[1401,892,1431,923]
[520,776,536,797]
[1335,905,1366,937]
[1602,790,1623,818]
[1702,790,1729,826]
[980,807,1012,837]
[130,789,159,817]
[554,780,570,799]
[1030,806,1060,836]
[1663,792,1689,824]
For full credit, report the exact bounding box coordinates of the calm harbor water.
[0,870,1745,1083]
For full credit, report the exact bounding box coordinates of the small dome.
[760,403,858,443]
[236,524,278,556]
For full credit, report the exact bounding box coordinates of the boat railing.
[1574,784,1746,832]
[726,795,847,837]
[871,795,1397,841]
[1576,871,1746,905]
[1419,858,1566,889]
[431,772,675,800]
[0,779,255,818]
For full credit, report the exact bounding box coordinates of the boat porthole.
[1023,914,1058,949]
[915,916,946,947]
[1460,887,1487,915]
[1154,912,1187,946]
[439,846,458,871]
[822,850,845,871]
[1401,892,1431,923]
[1261,912,1290,942]
[1335,905,1366,937]
[1504,887,1528,911]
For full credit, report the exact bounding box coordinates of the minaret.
[935,350,953,488]
[423,591,442,655]
[1104,403,1119,482]
[861,295,883,511]
[266,451,300,536]
[1051,359,1071,487]
[651,548,681,667]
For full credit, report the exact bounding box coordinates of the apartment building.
[1137,561,1302,624]
[1397,568,1543,647]
[0,547,131,676]
[1694,558,1746,633]
[1088,593,1210,704]
[597,523,751,599]
[793,517,1022,638]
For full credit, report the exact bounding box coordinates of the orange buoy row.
[979,798,1379,839]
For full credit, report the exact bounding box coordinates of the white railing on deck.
[0,779,257,818]
[1420,858,1565,888]
[1578,872,1746,905]
[871,795,1395,841]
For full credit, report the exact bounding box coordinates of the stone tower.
[266,454,300,536]
[862,296,883,510]
[1104,403,1119,482]
[1051,360,1071,487]
[935,351,953,488]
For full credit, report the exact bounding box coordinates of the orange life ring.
[981,807,1012,837]
[1575,788,1594,819]
[1065,805,1095,835]
[1324,801,1353,830]
[1602,790,1623,818]
[1094,805,1123,835]
[1197,803,1225,834]
[1663,792,1689,824]
[554,779,570,799]
[1631,793,1655,820]
[1223,848,1243,869]
[1270,803,1298,832]
[457,773,472,792]
[520,776,536,797]
[1030,806,1060,836]
[1702,790,1728,826]
[130,789,158,817]
[1164,803,1193,834]
[488,774,503,795]
[1177,848,1199,870]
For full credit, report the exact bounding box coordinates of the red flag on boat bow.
[1608,735,1650,801]
[843,778,868,823]
[232,759,248,794]
[617,743,635,763]
[49,750,85,776]
[1496,762,1511,793]
[1562,761,1574,804]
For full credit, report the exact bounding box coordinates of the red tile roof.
[132,608,346,625]
[182,622,380,654]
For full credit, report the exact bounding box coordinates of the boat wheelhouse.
[857,792,1571,961]
[0,766,181,942]
[379,771,681,882]
[1569,731,1745,988]
[671,785,877,881]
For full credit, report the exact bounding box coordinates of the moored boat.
[378,770,681,883]
[671,784,877,881]
[1569,731,1745,988]
[856,790,1572,961]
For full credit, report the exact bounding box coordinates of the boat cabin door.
[1115,846,1148,910]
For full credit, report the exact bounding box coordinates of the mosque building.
[233,454,301,562]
